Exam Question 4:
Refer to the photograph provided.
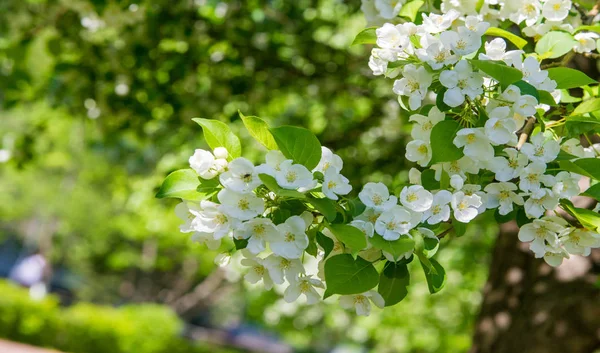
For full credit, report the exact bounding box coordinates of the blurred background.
[0,1,596,353]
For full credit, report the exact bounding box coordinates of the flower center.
[372,194,383,205]
[534,147,545,157]
[407,79,420,92]
[455,39,467,50]
[299,280,311,293]
[385,221,397,230]
[499,191,510,200]
[327,181,337,189]
[285,232,296,242]
[553,3,561,11]
[254,265,265,275]
[406,192,418,202]
[458,200,468,210]
[286,171,298,183]
[254,224,265,235]
[457,78,468,89]
[431,205,441,215]
[238,199,250,210]
[354,295,367,305]
[422,121,433,131]
[215,213,228,225]
[418,144,428,154]
[242,173,253,183]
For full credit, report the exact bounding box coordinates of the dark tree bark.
[469,220,600,353]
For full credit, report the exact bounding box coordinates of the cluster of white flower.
[163,1,600,317]
[364,4,600,266]
[364,0,600,53]
[178,146,392,314]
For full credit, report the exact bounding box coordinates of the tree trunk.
[469,220,600,353]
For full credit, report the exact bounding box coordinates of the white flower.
[518,57,549,89]
[451,191,482,223]
[322,169,352,200]
[241,255,274,290]
[423,190,452,224]
[175,202,199,233]
[479,38,507,61]
[484,182,524,215]
[518,162,554,193]
[264,254,305,284]
[284,275,324,304]
[275,160,316,191]
[574,32,599,53]
[356,208,383,224]
[255,150,287,176]
[189,149,221,179]
[190,232,221,250]
[375,205,421,240]
[220,157,261,193]
[502,0,541,26]
[190,200,241,239]
[560,229,600,256]
[484,107,518,146]
[409,168,422,185]
[416,36,458,70]
[543,245,570,267]
[486,148,528,182]
[393,64,433,110]
[440,60,484,107]
[409,106,445,142]
[453,128,494,161]
[440,27,482,56]
[561,138,587,158]
[405,140,432,167]
[421,9,460,33]
[521,133,560,164]
[542,0,571,21]
[400,185,433,212]
[523,188,559,218]
[432,156,480,180]
[462,184,488,214]
[234,218,280,254]
[314,147,344,174]
[218,189,265,221]
[518,217,566,257]
[350,220,375,238]
[552,171,581,199]
[464,16,490,35]
[213,147,228,159]
[374,0,406,19]
[272,216,310,259]
[376,23,406,49]
[359,182,398,211]
[339,290,385,316]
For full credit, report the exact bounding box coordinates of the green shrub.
[0,280,239,353]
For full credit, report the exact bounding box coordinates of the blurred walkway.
[0,340,62,353]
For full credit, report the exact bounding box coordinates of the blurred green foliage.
[0,280,237,353]
[0,0,498,352]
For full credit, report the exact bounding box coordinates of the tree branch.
[516,117,536,150]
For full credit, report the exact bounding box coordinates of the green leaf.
[156,169,202,200]
[535,31,576,59]
[278,189,306,199]
[352,27,377,45]
[547,68,597,89]
[398,0,424,21]
[369,234,415,260]
[419,257,446,294]
[327,224,368,251]
[316,231,334,258]
[582,183,600,201]
[565,116,600,135]
[430,120,464,164]
[323,254,379,298]
[378,262,410,307]
[258,173,280,192]
[539,90,558,106]
[197,177,220,194]
[239,111,278,150]
[233,238,248,250]
[571,98,600,116]
[560,200,600,231]
[470,60,523,85]
[192,118,242,159]
[422,236,440,258]
[484,27,528,49]
[347,198,366,218]
[559,158,600,180]
[307,196,337,221]
[269,126,322,170]
[573,25,600,34]
[421,169,441,190]
[512,80,539,101]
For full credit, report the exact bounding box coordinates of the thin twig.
[516,117,536,150]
